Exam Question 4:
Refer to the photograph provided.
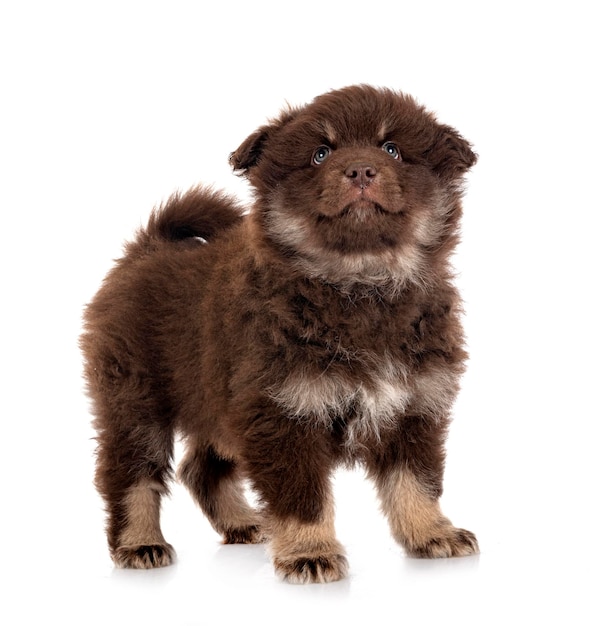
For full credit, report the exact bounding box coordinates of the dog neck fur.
[261,206,428,295]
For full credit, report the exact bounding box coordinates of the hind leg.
[95,420,176,569]
[178,444,264,544]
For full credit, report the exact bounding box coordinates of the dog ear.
[229,127,268,174]
[424,125,477,179]
[229,109,299,175]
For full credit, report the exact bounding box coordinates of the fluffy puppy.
[81,85,478,583]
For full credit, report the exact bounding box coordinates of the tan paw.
[409,527,479,558]
[273,553,349,584]
[112,543,176,569]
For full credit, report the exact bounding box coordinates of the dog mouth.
[335,199,389,221]
[315,200,387,229]
[311,197,405,253]
[327,198,400,228]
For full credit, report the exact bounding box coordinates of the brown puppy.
[81,85,478,583]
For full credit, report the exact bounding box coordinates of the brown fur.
[81,85,478,583]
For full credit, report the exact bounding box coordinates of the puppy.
[81,85,478,583]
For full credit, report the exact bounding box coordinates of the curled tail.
[137,185,245,247]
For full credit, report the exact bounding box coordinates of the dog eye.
[312,146,332,165]
[382,142,401,160]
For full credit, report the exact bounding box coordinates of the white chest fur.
[266,353,457,445]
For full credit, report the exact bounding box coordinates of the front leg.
[376,465,478,558]
[242,410,348,584]
[269,498,348,584]
[367,415,478,558]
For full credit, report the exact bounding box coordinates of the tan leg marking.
[212,476,265,544]
[377,467,478,558]
[113,481,175,569]
[269,499,348,584]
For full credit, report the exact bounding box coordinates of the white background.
[1,1,612,624]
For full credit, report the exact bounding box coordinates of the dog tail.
[139,185,245,246]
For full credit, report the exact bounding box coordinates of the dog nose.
[345,162,377,187]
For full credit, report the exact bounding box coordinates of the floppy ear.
[425,125,477,179]
[229,127,269,174]
[229,108,299,175]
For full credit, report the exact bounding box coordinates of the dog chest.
[265,348,456,444]
[267,354,410,422]
[246,270,461,439]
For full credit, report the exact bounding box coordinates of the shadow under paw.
[113,543,176,569]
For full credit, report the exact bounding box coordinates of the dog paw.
[273,553,349,584]
[410,527,479,558]
[112,543,176,569]
[222,525,266,544]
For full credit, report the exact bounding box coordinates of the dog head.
[230,85,476,290]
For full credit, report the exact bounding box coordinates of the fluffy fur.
[81,85,478,583]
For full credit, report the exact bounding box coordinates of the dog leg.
[178,444,264,544]
[242,415,347,583]
[367,416,478,558]
[374,466,478,557]
[94,418,176,568]
[83,326,177,568]
[111,480,176,568]
[268,497,348,584]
